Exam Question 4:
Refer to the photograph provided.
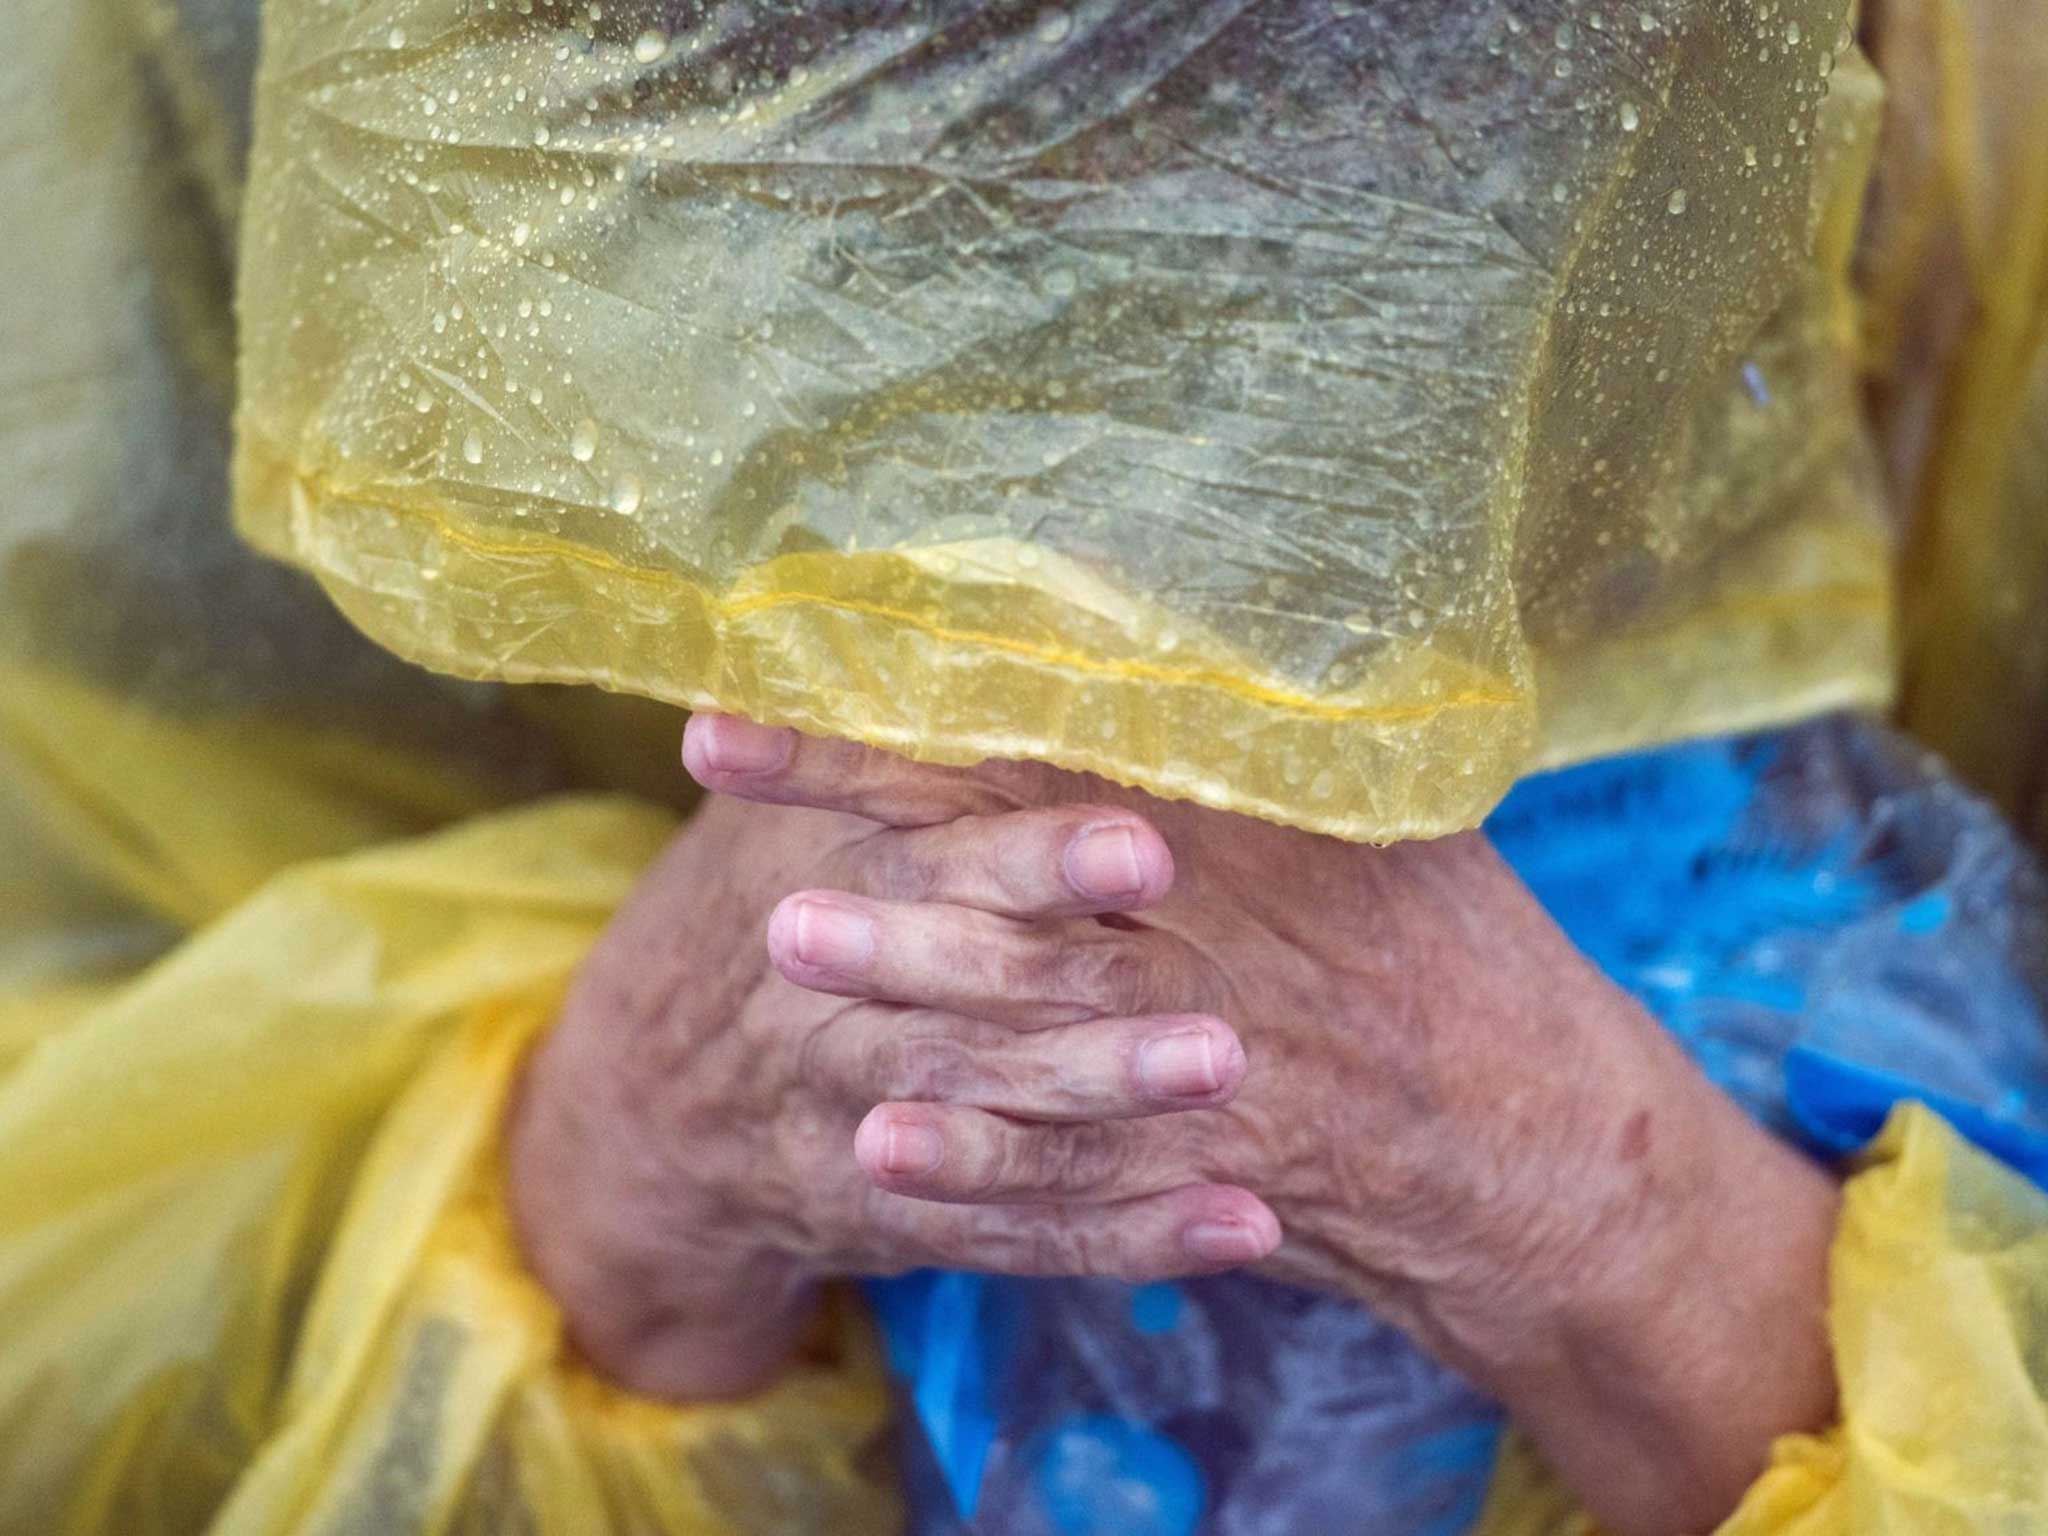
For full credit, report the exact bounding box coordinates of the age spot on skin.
[1618,1109,1652,1162]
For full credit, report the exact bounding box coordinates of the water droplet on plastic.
[1666,187,1689,216]
[1784,20,1802,45]
[511,222,531,247]
[387,26,407,49]
[610,473,643,514]
[462,431,484,465]
[570,418,599,461]
[1620,102,1641,132]
[633,29,669,64]
[1036,10,1072,45]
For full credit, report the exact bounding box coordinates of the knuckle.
[1058,939,1155,1014]
[890,1030,985,1103]
[1028,1207,1106,1276]
[1019,1123,1115,1196]
[858,836,939,902]
[994,930,1067,998]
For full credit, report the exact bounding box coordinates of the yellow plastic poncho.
[0,0,889,1528]
[1859,0,2048,851]
[0,0,2045,1534]
[231,0,1895,841]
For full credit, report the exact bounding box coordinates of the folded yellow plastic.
[235,0,1892,841]
[0,798,897,1536]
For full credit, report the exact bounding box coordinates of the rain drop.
[570,418,599,461]
[1036,10,1073,45]
[633,29,669,64]
[1666,187,1689,216]
[387,26,407,49]
[462,431,484,465]
[1620,102,1641,132]
[610,473,644,515]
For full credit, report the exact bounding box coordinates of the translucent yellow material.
[0,0,710,988]
[2,11,886,1529]
[1472,1103,2048,1536]
[1861,0,2048,850]
[0,798,897,1536]
[234,0,1893,841]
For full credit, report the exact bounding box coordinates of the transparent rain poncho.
[234,0,1893,840]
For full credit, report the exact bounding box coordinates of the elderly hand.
[663,716,1841,1536]
[505,745,1279,1402]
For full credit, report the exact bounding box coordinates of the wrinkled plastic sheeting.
[0,0,706,987]
[1860,0,2048,850]
[235,0,1893,841]
[0,800,900,1536]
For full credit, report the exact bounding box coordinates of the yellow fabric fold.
[1862,0,2048,848]
[0,797,898,1536]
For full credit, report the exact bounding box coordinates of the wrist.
[505,1010,819,1400]
[1475,1028,1839,1535]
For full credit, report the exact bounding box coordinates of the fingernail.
[701,717,795,775]
[793,901,874,969]
[883,1123,944,1175]
[1066,825,1145,899]
[1138,1030,1221,1097]
[1183,1219,1267,1264]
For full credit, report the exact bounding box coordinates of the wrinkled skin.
[509,717,1839,1536]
